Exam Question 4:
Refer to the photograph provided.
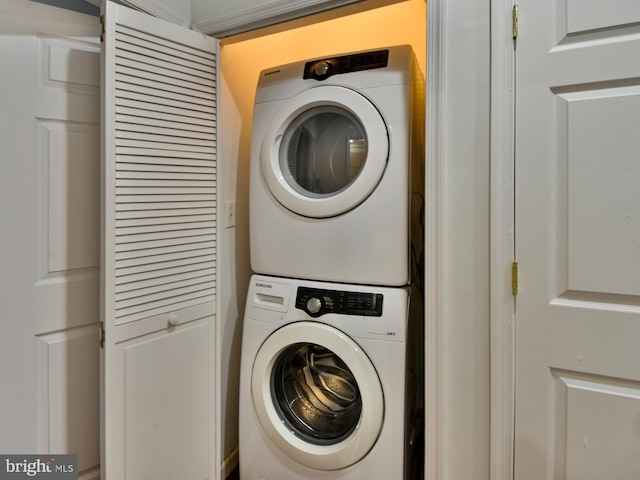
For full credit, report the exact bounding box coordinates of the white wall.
[157,0,190,23]
[191,0,274,23]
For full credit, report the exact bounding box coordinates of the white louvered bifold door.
[100,2,218,479]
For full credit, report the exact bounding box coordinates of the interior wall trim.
[88,0,189,26]
[424,0,444,479]
[489,0,516,478]
[192,0,364,37]
[219,446,239,479]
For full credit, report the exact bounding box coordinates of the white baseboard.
[220,447,239,479]
[79,465,100,480]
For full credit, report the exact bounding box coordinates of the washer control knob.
[306,297,322,314]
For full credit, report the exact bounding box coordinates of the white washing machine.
[239,275,422,480]
[249,45,424,286]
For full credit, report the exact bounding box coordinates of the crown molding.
[193,0,364,37]
[87,0,189,27]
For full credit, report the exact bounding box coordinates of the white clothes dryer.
[249,46,424,286]
[239,275,422,480]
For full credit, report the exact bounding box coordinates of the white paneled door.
[101,2,218,479]
[0,1,101,477]
[514,1,640,478]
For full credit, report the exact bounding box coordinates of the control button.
[306,297,322,314]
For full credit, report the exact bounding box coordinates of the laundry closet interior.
[217,1,426,477]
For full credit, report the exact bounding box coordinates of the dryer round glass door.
[260,86,389,218]
[251,322,384,471]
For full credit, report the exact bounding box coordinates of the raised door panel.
[514,0,640,478]
[0,3,101,477]
[122,320,210,479]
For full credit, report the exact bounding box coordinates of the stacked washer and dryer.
[239,46,425,480]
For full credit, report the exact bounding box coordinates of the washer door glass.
[280,106,367,197]
[251,322,384,471]
[260,86,389,218]
[272,343,362,445]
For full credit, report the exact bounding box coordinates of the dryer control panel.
[303,49,389,81]
[295,287,383,317]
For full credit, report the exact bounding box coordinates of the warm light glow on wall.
[217,0,426,241]
[220,0,426,125]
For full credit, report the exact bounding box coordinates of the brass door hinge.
[512,4,519,39]
[100,14,105,42]
[99,321,105,349]
[512,261,518,295]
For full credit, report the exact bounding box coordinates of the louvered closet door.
[101,2,218,479]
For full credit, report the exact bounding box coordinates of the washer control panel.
[303,49,389,81]
[295,287,384,317]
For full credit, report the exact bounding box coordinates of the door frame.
[424,1,444,479]
[489,1,517,479]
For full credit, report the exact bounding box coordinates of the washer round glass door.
[260,86,389,218]
[251,322,384,470]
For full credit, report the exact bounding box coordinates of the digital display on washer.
[296,287,383,317]
[303,50,389,81]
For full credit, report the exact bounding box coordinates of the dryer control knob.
[306,297,322,314]
[313,61,331,77]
